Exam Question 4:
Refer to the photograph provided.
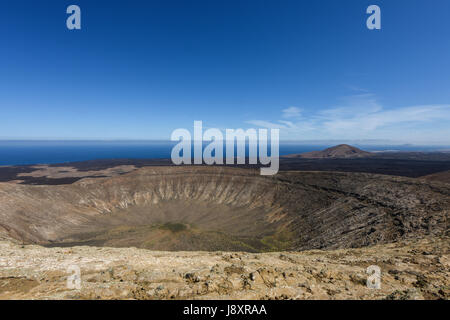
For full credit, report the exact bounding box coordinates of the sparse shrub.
[160,222,187,233]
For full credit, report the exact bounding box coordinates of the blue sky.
[0,0,449,143]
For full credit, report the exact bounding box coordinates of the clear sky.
[1,0,449,143]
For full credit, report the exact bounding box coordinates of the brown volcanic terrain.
[2,145,450,186]
[0,148,449,300]
[0,166,448,252]
[420,170,450,184]
[286,144,373,159]
[0,236,448,300]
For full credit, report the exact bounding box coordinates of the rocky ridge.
[0,236,448,300]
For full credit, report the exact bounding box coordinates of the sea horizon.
[0,139,449,166]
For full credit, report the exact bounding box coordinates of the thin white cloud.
[322,105,450,133]
[246,120,290,129]
[246,94,450,142]
[281,106,302,118]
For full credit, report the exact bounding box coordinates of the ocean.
[0,141,447,166]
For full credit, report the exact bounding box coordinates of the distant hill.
[285,144,373,159]
[420,170,450,184]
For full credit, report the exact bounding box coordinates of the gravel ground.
[0,236,448,300]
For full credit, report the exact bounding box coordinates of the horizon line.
[0,139,450,146]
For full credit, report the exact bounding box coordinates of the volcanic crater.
[0,166,448,252]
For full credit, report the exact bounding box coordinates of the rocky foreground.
[0,236,448,300]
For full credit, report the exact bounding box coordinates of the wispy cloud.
[246,120,291,129]
[281,106,302,118]
[246,94,450,143]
